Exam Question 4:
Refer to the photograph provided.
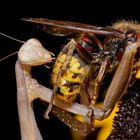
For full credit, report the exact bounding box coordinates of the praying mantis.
[0,35,97,139]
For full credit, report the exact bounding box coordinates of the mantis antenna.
[0,32,25,44]
[0,32,25,61]
[0,51,18,61]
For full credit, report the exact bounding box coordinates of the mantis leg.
[93,42,140,120]
[16,60,92,137]
[16,60,43,140]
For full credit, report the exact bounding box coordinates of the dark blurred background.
[0,1,140,139]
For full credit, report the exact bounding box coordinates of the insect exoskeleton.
[51,38,92,103]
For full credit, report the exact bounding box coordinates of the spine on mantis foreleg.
[51,106,92,136]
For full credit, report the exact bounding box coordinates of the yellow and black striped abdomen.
[52,52,88,103]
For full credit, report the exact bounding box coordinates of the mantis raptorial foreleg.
[92,42,140,120]
[16,60,43,140]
